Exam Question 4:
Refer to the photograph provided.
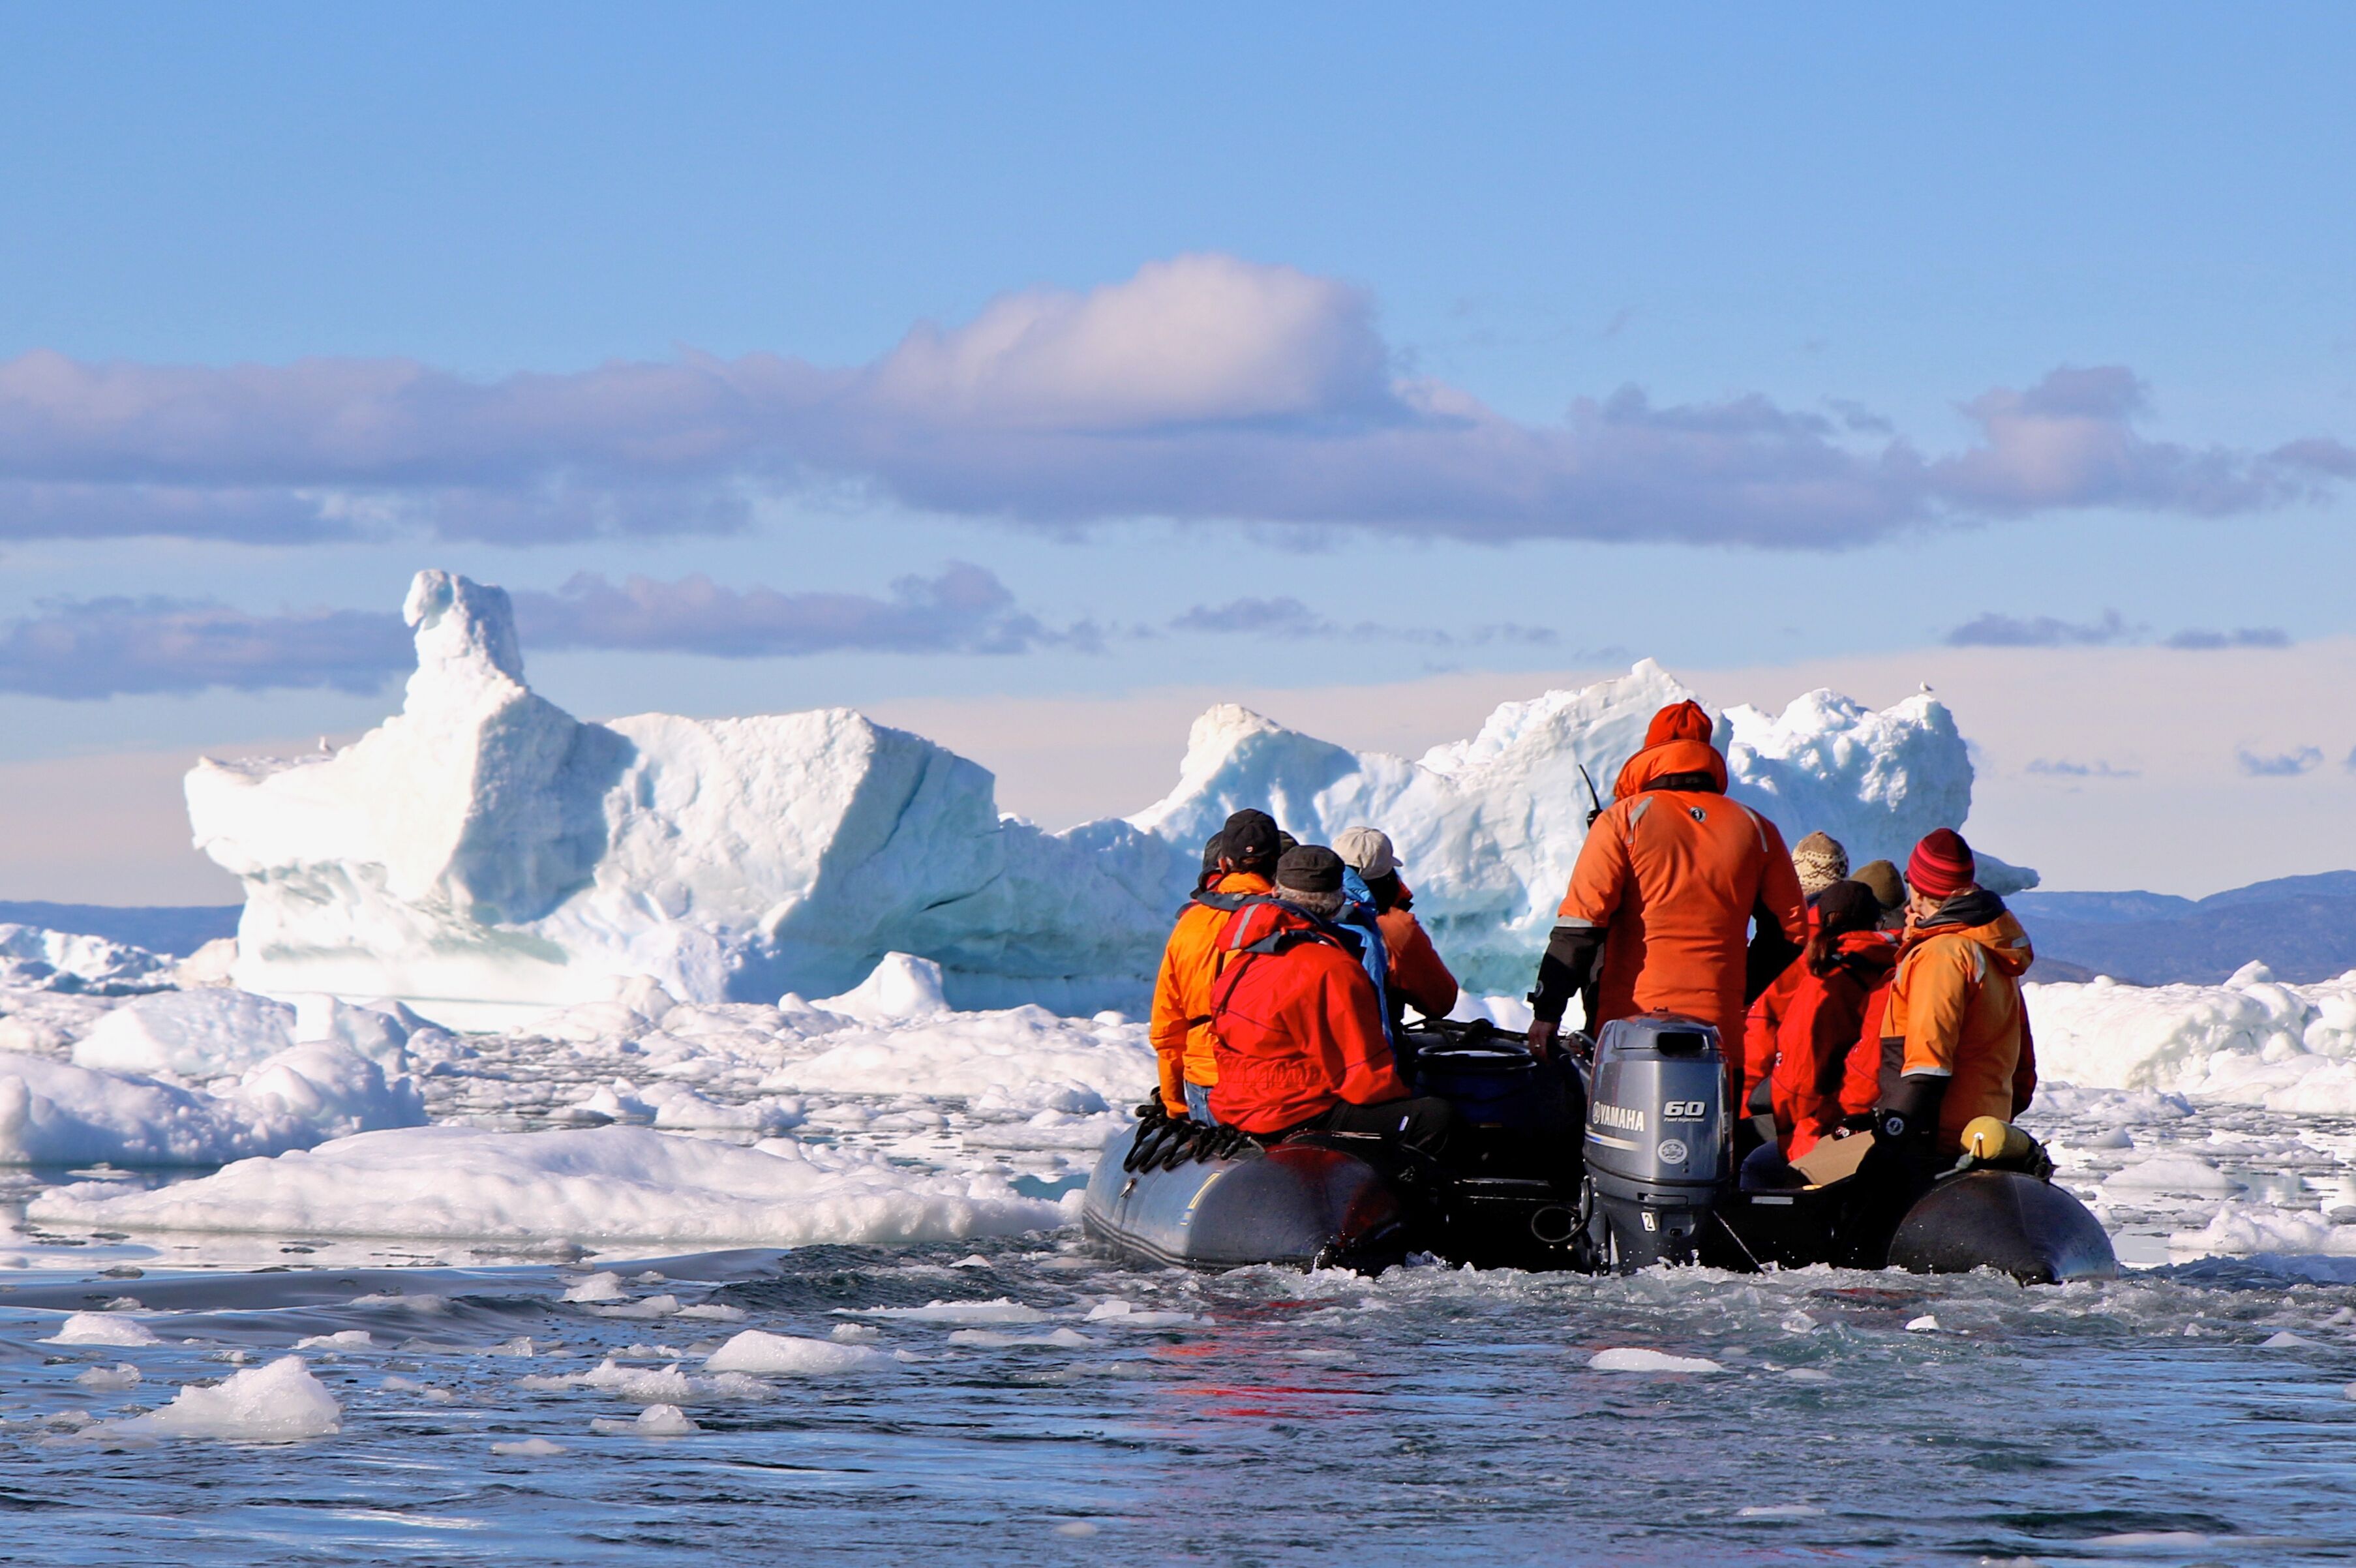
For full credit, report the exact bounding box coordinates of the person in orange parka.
[1526,700,1809,1087]
[1766,879,1899,1158]
[1148,808,1280,1121]
[1208,847,1456,1153]
[1873,828,2038,1158]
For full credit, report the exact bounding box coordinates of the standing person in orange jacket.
[1766,879,1899,1158]
[1526,701,1809,1084]
[1208,847,1457,1153]
[1148,808,1280,1122]
[1872,829,2038,1160]
[1334,826,1459,1026]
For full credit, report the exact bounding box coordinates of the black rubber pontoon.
[1885,1168,2117,1283]
[1080,1135,1409,1271]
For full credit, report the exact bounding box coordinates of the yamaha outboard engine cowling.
[1579,1015,1734,1271]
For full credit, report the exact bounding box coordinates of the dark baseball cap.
[1220,809,1280,867]
[1275,844,1345,894]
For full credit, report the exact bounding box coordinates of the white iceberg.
[0,924,175,996]
[188,569,2016,1026]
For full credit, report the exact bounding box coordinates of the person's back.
[1148,809,1278,1119]
[1207,846,1454,1153]
[1531,701,1807,1059]
[1208,898,1402,1133]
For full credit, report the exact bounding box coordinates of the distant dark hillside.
[0,902,241,958]
[2012,872,2356,985]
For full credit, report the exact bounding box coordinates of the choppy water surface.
[2,1224,2354,1568]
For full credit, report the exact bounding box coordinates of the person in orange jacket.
[1766,879,1899,1158]
[1208,847,1455,1153]
[1871,828,2038,1160]
[1335,826,1459,1025]
[1526,700,1809,1086]
[1148,807,1280,1122]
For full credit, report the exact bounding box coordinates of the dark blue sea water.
[3,1230,2353,1567]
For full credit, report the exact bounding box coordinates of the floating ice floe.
[44,1311,160,1346]
[2171,1201,2356,1258]
[185,569,2010,1025]
[26,1124,1072,1246]
[0,1042,423,1168]
[93,1355,342,1441]
[704,1330,896,1376]
[1587,1348,1725,1373]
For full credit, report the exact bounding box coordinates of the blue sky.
[1,4,2350,899]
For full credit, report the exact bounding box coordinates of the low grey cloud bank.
[2237,746,2323,777]
[1947,611,2132,648]
[2025,757,2141,779]
[0,566,1080,699]
[1171,596,1561,649]
[0,598,412,699]
[510,565,1082,657]
[2162,627,2291,650]
[1948,611,2294,651]
[1,255,2344,550]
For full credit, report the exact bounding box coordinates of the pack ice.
[188,570,2017,1027]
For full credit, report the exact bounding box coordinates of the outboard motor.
[1578,1015,1734,1271]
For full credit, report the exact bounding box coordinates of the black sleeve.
[1530,924,1605,1025]
[1873,1072,1946,1146]
[1742,893,1805,1005]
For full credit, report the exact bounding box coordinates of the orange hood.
[1612,736,1729,799]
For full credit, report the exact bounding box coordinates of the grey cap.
[1333,826,1400,880]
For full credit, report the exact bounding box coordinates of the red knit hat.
[1644,700,1714,748]
[1907,828,1976,899]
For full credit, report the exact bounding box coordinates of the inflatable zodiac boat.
[1081,1016,2116,1285]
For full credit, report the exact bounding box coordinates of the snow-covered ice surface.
[187,570,2014,1023]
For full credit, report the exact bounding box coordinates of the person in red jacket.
[1334,826,1459,1024]
[1528,700,1808,1089]
[1742,832,1849,1108]
[1209,846,1455,1154]
[1766,879,1899,1158]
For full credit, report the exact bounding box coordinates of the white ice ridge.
[26,1124,1074,1245]
[189,568,2021,1024]
[2029,963,2356,1113]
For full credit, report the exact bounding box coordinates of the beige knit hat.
[1790,831,1850,896]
